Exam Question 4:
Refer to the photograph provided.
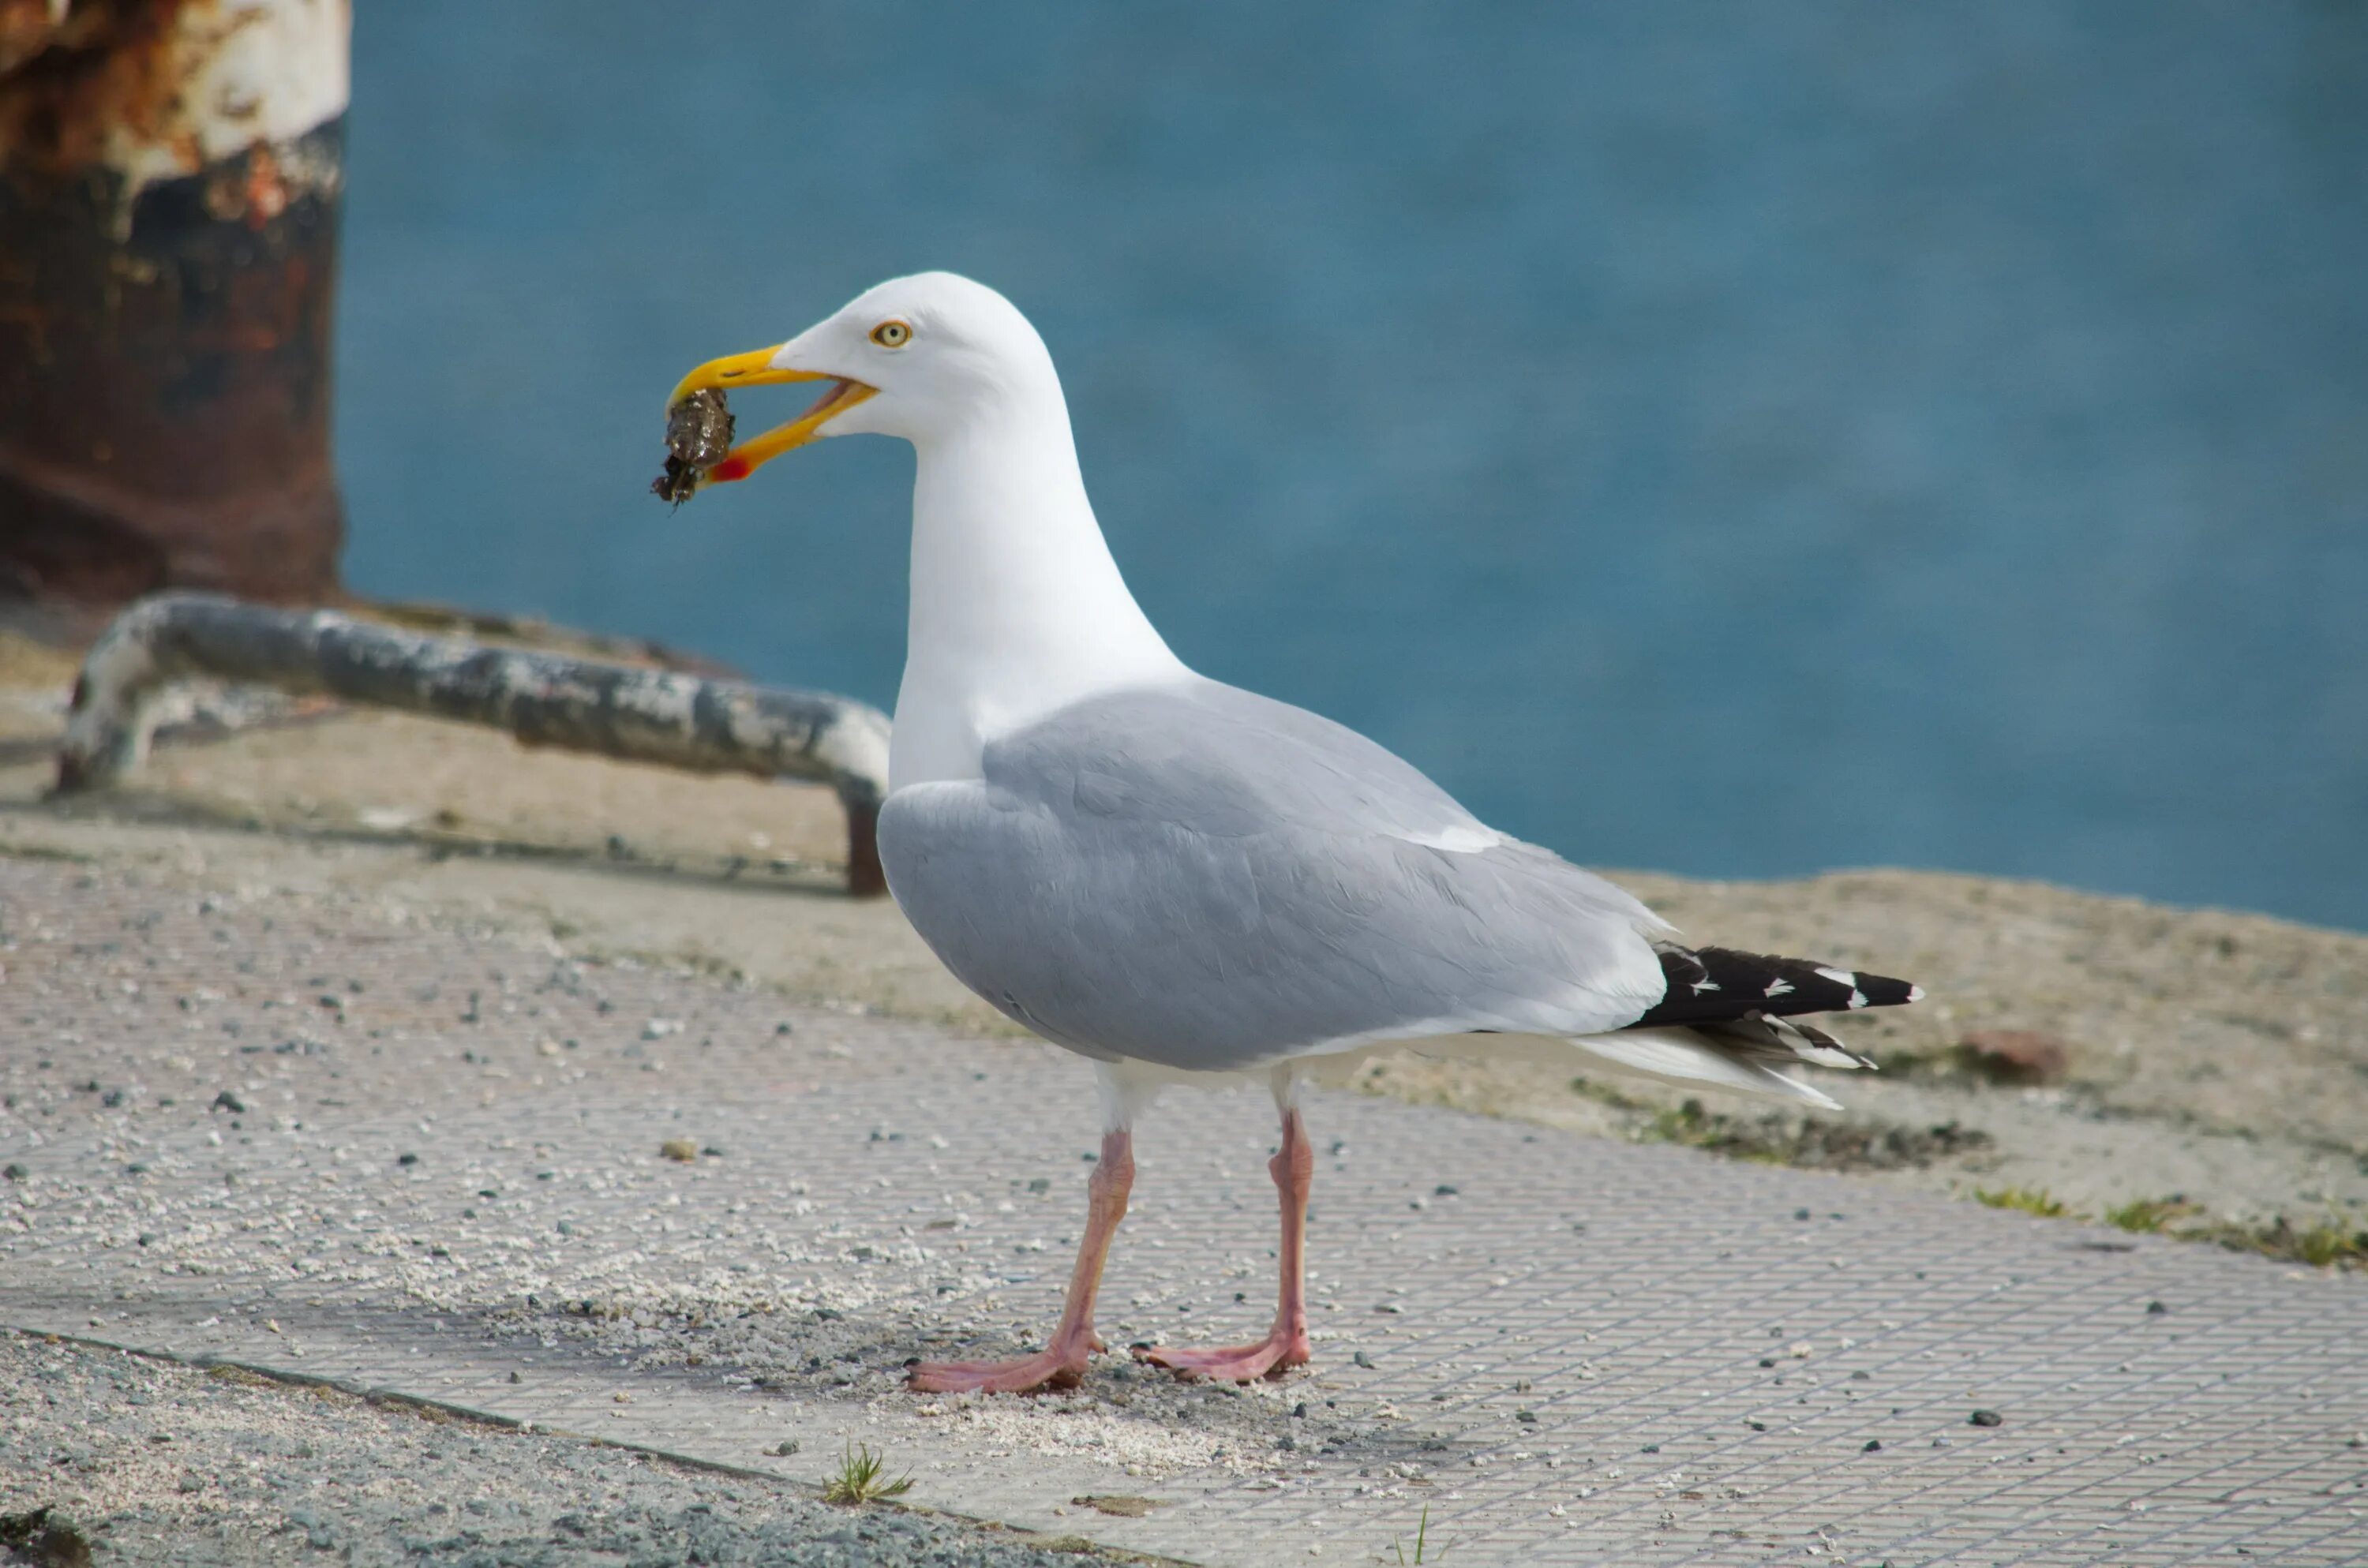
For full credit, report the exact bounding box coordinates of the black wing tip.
[1636,945,1923,1028]
[1853,971,1921,1008]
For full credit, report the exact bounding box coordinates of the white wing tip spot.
[1402,824,1504,854]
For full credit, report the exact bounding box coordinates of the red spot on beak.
[710,456,751,483]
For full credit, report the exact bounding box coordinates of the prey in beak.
[652,346,877,502]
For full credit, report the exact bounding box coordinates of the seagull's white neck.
[890,389,1186,791]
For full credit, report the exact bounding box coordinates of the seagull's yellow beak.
[667,346,878,484]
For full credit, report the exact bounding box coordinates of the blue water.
[336,2,2368,930]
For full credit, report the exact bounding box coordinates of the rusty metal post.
[0,0,350,609]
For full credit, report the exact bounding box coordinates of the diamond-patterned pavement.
[3,858,2364,1564]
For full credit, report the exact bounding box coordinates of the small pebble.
[1862,1439,1883,1452]
[1969,1409,2004,1428]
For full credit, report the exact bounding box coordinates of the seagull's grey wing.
[877,679,1669,1072]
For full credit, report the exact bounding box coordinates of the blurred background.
[268,3,2368,927]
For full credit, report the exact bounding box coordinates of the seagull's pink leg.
[1137,1106,1314,1383]
[909,1128,1133,1394]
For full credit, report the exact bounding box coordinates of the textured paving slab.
[0,1331,1133,1568]
[4,858,2366,1565]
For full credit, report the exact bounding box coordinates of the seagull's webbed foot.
[907,1128,1135,1397]
[909,1338,1096,1395]
[1133,1325,1311,1384]
[1140,1102,1317,1384]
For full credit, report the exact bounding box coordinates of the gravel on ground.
[0,1329,1142,1567]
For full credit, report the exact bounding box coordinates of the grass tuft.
[1633,1096,1989,1172]
[2202,1214,2368,1270]
[822,1442,914,1506]
[2295,1223,2368,1268]
[2093,1200,2365,1268]
[2104,1197,2197,1233]
[1392,1503,1447,1563]
[1974,1185,2067,1218]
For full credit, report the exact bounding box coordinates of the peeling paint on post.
[0,0,352,607]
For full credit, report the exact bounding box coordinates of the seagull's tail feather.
[1564,944,1925,1109]
[1633,945,1920,1035]
[1566,1027,1843,1110]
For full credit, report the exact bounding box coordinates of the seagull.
[668,272,1920,1394]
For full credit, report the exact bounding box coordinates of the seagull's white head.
[667,271,1060,482]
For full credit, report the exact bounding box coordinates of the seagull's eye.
[870,320,912,349]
